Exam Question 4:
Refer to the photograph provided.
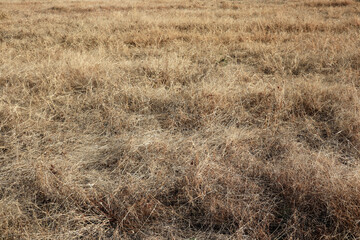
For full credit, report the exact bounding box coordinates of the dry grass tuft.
[0,11,7,20]
[1,0,360,239]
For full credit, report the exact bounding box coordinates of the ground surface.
[1,0,360,239]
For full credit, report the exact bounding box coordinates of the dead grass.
[304,0,354,7]
[1,0,360,239]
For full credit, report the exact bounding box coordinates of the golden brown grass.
[1,0,360,239]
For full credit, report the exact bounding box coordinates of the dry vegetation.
[1,0,360,238]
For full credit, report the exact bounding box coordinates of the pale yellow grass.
[1,0,360,239]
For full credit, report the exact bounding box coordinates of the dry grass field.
[1,0,360,238]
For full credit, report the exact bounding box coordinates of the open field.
[1,0,360,238]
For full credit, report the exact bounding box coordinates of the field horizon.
[1,0,360,239]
